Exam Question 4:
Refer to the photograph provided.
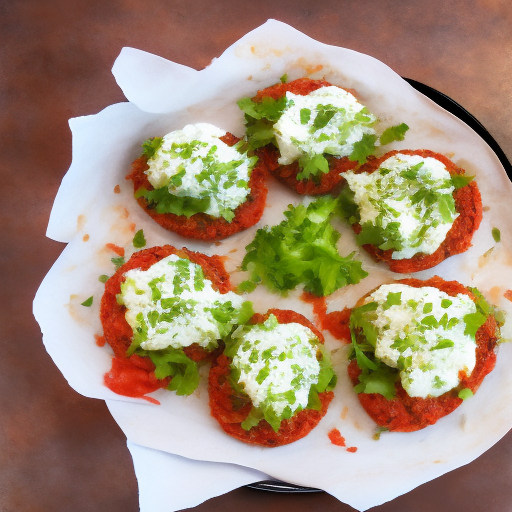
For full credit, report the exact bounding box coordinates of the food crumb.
[105,243,125,256]
[114,184,121,194]
[328,428,346,447]
[94,334,106,347]
[346,447,358,453]
[504,290,512,302]
[83,234,90,242]
[483,206,490,212]
[129,222,137,233]
[77,214,86,231]
[340,406,349,420]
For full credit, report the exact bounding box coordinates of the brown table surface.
[3,1,512,511]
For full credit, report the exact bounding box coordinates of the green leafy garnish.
[280,73,288,83]
[148,348,200,396]
[241,196,367,296]
[81,296,93,307]
[142,137,164,159]
[98,274,109,283]
[237,96,290,150]
[492,227,501,243]
[296,154,330,180]
[136,187,212,218]
[458,388,473,400]
[451,174,474,189]
[111,256,125,270]
[349,133,377,164]
[133,229,146,248]
[379,123,409,145]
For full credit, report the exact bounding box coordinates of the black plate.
[247,78,511,494]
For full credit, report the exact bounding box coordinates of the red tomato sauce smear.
[100,245,234,399]
[208,309,333,447]
[301,292,351,343]
[348,276,499,432]
[127,133,268,241]
[253,77,358,195]
[352,150,483,273]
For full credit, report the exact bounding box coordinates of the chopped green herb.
[458,388,473,400]
[492,227,501,243]
[349,133,377,164]
[81,296,93,307]
[379,123,409,145]
[142,137,164,159]
[111,256,125,270]
[300,108,311,125]
[373,427,389,440]
[280,73,288,83]
[451,174,474,189]
[132,229,146,248]
[98,274,109,283]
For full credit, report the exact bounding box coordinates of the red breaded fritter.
[352,149,482,273]
[127,133,268,241]
[347,276,499,432]
[208,309,334,447]
[100,245,233,397]
[253,78,359,195]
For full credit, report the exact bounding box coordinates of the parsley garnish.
[458,388,473,400]
[492,227,501,243]
[349,133,377,164]
[81,296,93,307]
[142,137,164,159]
[241,196,367,296]
[111,256,125,270]
[98,274,109,283]
[132,229,146,248]
[379,123,409,145]
[451,174,474,189]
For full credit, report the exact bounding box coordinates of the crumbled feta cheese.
[344,153,458,259]
[231,316,321,416]
[272,86,377,165]
[365,283,477,398]
[145,123,254,219]
[120,255,244,350]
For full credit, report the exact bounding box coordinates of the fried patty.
[351,149,482,273]
[100,245,233,396]
[253,78,359,195]
[127,133,268,240]
[208,309,334,447]
[347,276,499,432]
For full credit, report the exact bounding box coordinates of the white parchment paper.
[34,20,512,512]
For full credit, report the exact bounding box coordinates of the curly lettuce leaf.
[241,196,367,296]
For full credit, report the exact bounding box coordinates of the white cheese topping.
[120,254,244,351]
[231,316,321,416]
[364,283,477,398]
[344,153,458,259]
[272,86,377,165]
[145,123,254,220]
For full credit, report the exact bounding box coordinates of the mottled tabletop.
[3,1,512,511]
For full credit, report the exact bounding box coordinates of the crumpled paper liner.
[34,20,512,512]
